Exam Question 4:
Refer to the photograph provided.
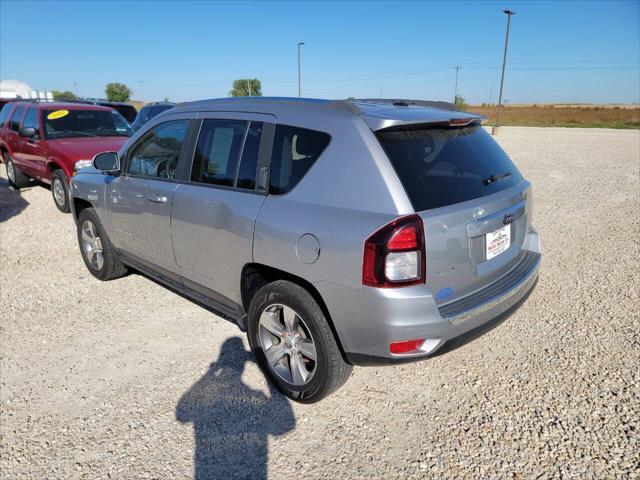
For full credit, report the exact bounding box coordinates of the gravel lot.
[1,127,639,479]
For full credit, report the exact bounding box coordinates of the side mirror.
[19,127,36,138]
[93,152,120,172]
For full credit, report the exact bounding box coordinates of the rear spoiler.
[345,99,486,131]
[376,117,486,132]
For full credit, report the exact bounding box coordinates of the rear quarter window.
[269,125,330,194]
[376,125,523,211]
[0,104,14,127]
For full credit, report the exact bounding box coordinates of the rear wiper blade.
[483,172,512,185]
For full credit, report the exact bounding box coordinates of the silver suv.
[71,98,541,402]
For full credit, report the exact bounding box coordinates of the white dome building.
[0,80,34,99]
[0,79,52,100]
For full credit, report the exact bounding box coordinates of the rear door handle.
[147,194,168,203]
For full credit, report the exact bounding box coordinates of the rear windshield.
[42,109,133,140]
[376,125,523,211]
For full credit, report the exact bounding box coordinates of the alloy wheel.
[258,303,317,386]
[81,220,104,270]
[52,178,66,207]
[6,160,15,184]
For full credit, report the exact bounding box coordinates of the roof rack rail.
[350,98,459,112]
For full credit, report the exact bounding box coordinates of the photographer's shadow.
[176,337,295,480]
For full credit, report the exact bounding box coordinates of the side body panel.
[253,110,413,352]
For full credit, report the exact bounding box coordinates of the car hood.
[46,137,129,160]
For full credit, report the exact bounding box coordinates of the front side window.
[42,109,133,140]
[269,125,330,194]
[190,119,247,187]
[22,108,40,137]
[127,120,188,179]
[10,106,25,131]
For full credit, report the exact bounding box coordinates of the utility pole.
[138,80,145,105]
[380,85,383,98]
[454,65,462,102]
[489,80,494,105]
[493,9,515,135]
[297,42,305,97]
[74,80,78,98]
[247,79,252,96]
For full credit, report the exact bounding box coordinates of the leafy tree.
[454,94,468,111]
[52,90,77,100]
[105,82,132,102]
[229,79,262,97]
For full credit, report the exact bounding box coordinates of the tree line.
[52,79,263,103]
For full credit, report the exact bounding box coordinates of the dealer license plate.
[486,225,511,260]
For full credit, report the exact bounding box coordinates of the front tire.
[51,170,70,213]
[5,154,30,189]
[77,208,128,281]
[248,280,352,403]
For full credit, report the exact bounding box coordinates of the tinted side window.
[190,119,247,187]
[0,104,14,127]
[236,122,263,190]
[10,106,25,131]
[127,120,188,179]
[269,125,330,194]
[22,108,40,138]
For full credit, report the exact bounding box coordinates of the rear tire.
[5,154,30,189]
[77,207,128,281]
[51,170,70,213]
[247,280,352,403]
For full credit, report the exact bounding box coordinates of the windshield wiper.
[63,130,98,138]
[483,172,512,185]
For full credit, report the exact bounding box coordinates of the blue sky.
[1,0,638,104]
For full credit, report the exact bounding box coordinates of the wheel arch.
[240,263,350,364]
[47,158,72,178]
[72,197,94,222]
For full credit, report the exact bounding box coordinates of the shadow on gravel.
[176,337,295,480]
[0,177,29,222]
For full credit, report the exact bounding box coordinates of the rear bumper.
[319,228,541,366]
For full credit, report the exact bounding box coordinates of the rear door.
[376,124,532,305]
[171,112,275,306]
[16,107,48,178]
[6,105,26,166]
[107,116,195,275]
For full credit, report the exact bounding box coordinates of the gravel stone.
[0,127,638,479]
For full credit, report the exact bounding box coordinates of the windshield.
[42,109,133,140]
[376,125,523,211]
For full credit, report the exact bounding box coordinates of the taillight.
[362,214,426,288]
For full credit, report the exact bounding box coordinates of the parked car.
[130,102,175,131]
[0,101,132,212]
[83,100,138,123]
[70,97,541,402]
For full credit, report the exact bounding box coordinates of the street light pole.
[493,9,515,135]
[297,42,305,97]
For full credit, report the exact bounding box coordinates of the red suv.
[0,101,132,212]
